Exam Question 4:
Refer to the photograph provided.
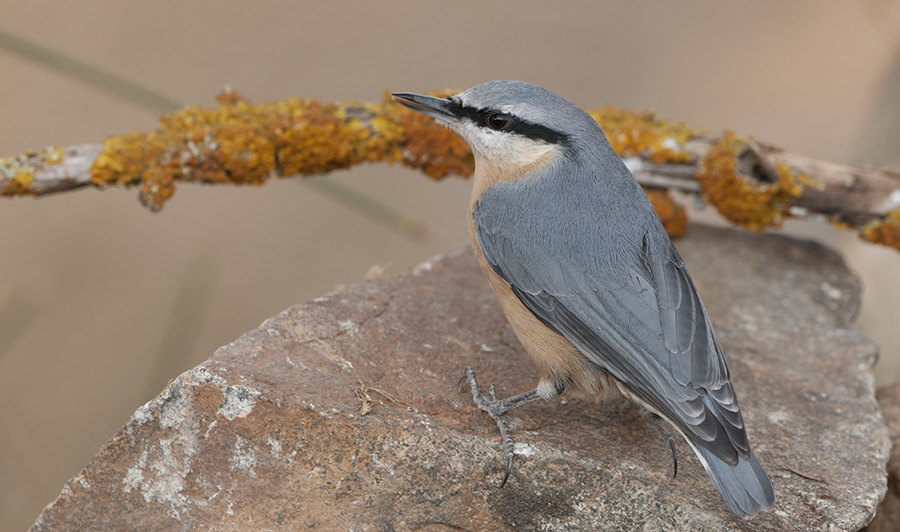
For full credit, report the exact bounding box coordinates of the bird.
[392,80,775,518]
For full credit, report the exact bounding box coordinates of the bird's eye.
[487,113,509,130]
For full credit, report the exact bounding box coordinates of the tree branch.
[3,90,899,252]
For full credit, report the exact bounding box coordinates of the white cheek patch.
[454,120,557,170]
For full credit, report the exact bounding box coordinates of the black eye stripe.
[446,99,569,146]
[511,120,569,146]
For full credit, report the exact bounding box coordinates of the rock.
[30,225,889,531]
[863,383,900,531]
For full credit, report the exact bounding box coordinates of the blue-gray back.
[473,138,750,465]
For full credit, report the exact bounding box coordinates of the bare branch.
[677,137,900,226]
[20,144,101,195]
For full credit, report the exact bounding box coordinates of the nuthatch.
[392,81,775,518]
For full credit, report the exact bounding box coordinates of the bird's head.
[393,80,600,176]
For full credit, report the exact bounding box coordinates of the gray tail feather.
[693,444,775,518]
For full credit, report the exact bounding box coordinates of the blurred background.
[2,1,900,529]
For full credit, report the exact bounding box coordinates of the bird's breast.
[466,144,561,213]
[467,188,621,403]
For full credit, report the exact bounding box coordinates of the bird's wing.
[474,176,750,465]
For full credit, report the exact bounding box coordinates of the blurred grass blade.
[0,27,181,113]
[304,175,433,245]
[0,290,42,363]
[143,249,219,400]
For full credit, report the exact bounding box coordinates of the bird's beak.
[391,93,459,123]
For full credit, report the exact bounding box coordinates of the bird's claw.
[500,453,514,488]
[647,412,679,479]
[667,434,678,479]
[459,367,520,488]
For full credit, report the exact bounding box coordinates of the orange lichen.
[390,90,474,179]
[277,100,368,176]
[9,89,900,256]
[587,106,699,163]
[644,189,688,237]
[861,209,900,252]
[695,132,803,231]
[80,89,713,210]
[87,89,479,210]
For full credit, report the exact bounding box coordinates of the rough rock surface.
[864,383,900,531]
[30,225,889,531]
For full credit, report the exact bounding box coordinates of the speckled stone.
[30,225,889,531]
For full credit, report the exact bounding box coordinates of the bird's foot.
[458,367,541,487]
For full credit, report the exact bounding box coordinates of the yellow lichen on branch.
[87,97,701,212]
[644,189,688,237]
[2,90,694,234]
[861,209,900,252]
[90,89,473,211]
[6,88,900,254]
[392,91,474,179]
[695,131,803,232]
[0,93,786,240]
[587,106,699,164]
